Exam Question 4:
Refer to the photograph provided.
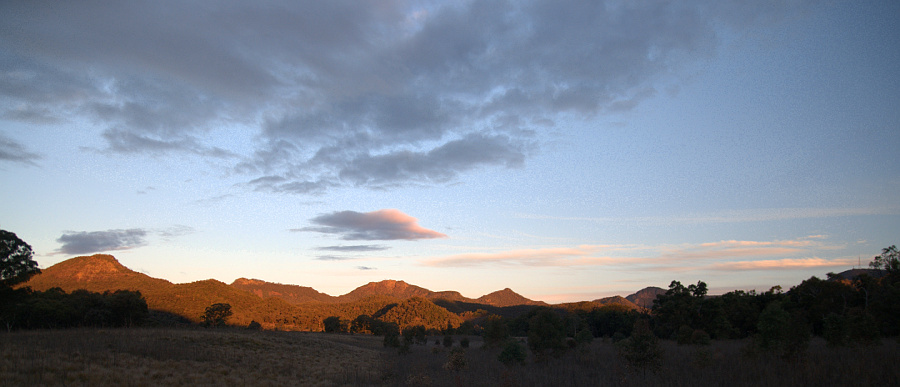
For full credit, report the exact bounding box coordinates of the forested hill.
[18,254,563,331]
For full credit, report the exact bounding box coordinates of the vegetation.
[1,287,148,330]
[0,229,40,288]
[200,303,233,328]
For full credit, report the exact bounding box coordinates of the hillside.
[231,278,337,304]
[625,286,666,309]
[22,254,172,293]
[21,254,651,332]
[476,288,546,307]
[593,295,642,310]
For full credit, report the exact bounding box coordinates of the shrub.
[498,339,527,366]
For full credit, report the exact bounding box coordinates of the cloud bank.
[423,236,852,271]
[0,0,811,193]
[297,209,447,241]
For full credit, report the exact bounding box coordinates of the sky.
[1,0,898,303]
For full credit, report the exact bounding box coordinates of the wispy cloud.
[295,209,447,241]
[315,255,352,261]
[0,135,40,166]
[517,207,899,225]
[357,266,377,271]
[422,236,853,273]
[423,245,615,267]
[710,258,857,271]
[316,245,389,252]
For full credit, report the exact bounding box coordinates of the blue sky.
[1,0,898,302]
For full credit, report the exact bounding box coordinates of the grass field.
[0,328,384,386]
[2,329,899,386]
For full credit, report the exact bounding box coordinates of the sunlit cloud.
[711,258,857,271]
[423,245,615,267]
[422,236,852,272]
[294,209,447,240]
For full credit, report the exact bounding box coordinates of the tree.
[323,316,347,333]
[617,319,663,375]
[0,230,40,289]
[869,245,899,273]
[498,339,527,366]
[527,308,566,358]
[482,314,509,348]
[201,303,232,328]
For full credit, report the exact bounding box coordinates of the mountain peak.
[51,254,134,281]
[22,254,170,293]
[476,288,544,307]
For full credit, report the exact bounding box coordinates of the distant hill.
[476,288,546,307]
[21,254,670,332]
[22,255,304,329]
[593,295,642,310]
[338,280,436,302]
[231,278,337,304]
[22,254,172,293]
[827,268,884,282]
[625,286,666,309]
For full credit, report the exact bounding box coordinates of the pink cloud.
[710,257,857,271]
[295,209,447,240]
[423,245,614,267]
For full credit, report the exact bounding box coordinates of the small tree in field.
[201,303,232,328]
[617,319,662,375]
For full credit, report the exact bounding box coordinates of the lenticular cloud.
[295,209,447,241]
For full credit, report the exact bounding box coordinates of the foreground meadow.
[0,328,384,386]
[2,329,899,386]
[385,337,900,387]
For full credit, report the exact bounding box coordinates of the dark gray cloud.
[295,209,447,241]
[316,245,390,252]
[56,229,148,255]
[54,226,196,254]
[0,135,40,166]
[0,1,811,192]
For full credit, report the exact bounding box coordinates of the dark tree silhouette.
[201,303,232,328]
[323,316,348,333]
[0,230,40,288]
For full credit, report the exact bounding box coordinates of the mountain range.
[21,254,652,331]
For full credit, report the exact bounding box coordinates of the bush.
[498,339,527,366]
[617,319,662,375]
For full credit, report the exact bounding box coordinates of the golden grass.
[0,328,386,386]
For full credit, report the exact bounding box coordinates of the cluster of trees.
[1,287,148,330]
[650,245,900,349]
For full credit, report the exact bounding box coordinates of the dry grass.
[381,336,900,387]
[0,328,386,386]
[4,330,898,387]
